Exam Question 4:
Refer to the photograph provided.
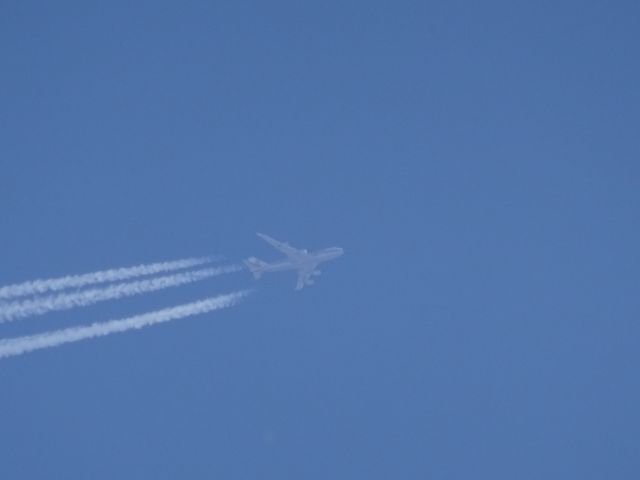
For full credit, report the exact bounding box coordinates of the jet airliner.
[244,233,344,290]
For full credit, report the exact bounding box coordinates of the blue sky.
[1,1,639,478]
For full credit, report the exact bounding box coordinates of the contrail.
[0,265,241,323]
[0,256,216,300]
[0,291,249,359]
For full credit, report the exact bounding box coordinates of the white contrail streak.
[0,265,241,323]
[0,291,249,359]
[0,256,216,300]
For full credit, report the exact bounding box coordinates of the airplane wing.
[295,264,317,290]
[257,233,307,261]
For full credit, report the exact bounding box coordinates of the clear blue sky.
[1,1,639,478]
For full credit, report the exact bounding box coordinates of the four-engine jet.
[244,233,344,290]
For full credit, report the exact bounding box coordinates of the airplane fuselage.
[259,247,343,273]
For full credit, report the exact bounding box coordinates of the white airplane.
[244,233,344,290]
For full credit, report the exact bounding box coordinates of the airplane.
[244,233,344,290]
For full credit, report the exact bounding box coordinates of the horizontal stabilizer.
[243,257,267,280]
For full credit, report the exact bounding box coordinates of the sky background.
[1,1,639,478]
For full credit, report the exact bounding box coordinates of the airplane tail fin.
[243,257,267,280]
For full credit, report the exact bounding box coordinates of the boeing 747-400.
[244,233,343,290]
